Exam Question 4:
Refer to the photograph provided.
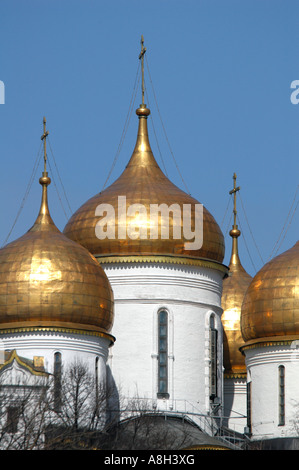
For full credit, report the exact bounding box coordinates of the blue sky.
[0,0,298,276]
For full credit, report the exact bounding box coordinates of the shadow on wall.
[106,365,120,426]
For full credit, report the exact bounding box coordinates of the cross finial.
[38,117,51,219]
[139,35,146,105]
[41,116,49,176]
[229,172,241,229]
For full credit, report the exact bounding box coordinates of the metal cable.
[145,55,191,195]
[46,157,69,220]
[273,196,298,257]
[221,194,233,229]
[224,211,233,238]
[268,184,299,260]
[145,87,169,176]
[239,192,264,265]
[47,137,73,215]
[102,62,141,191]
[236,214,257,273]
[2,142,43,247]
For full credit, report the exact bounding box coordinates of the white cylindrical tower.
[103,260,225,418]
[221,174,252,434]
[63,94,227,426]
[241,239,299,447]
[0,121,115,391]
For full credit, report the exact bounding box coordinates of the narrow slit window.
[246,381,252,435]
[95,357,99,414]
[157,310,169,398]
[210,316,217,401]
[54,352,62,412]
[278,365,285,426]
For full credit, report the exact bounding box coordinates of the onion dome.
[63,104,224,263]
[0,119,114,341]
[221,175,252,375]
[241,239,299,344]
[63,41,225,268]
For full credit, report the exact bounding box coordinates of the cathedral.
[0,40,298,451]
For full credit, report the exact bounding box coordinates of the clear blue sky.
[0,0,298,276]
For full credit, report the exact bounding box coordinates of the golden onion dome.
[0,122,114,340]
[241,239,299,343]
[63,103,225,266]
[221,174,252,375]
[222,227,252,375]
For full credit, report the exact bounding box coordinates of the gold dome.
[0,124,114,340]
[63,104,225,266]
[241,239,299,343]
[222,229,252,375]
[221,175,252,375]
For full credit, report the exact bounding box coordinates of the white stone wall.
[223,377,247,433]
[245,342,299,441]
[103,261,224,422]
[0,330,110,379]
[0,331,112,448]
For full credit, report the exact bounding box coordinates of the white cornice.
[107,274,222,295]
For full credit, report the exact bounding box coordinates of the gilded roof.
[0,172,114,338]
[63,105,225,264]
[0,350,49,377]
[241,240,299,342]
[222,228,252,374]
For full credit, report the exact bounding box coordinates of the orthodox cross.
[229,173,240,229]
[41,116,49,175]
[139,35,146,105]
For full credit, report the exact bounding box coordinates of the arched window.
[278,365,285,426]
[157,309,169,398]
[209,315,217,401]
[54,352,62,412]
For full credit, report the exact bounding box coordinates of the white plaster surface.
[104,262,224,419]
